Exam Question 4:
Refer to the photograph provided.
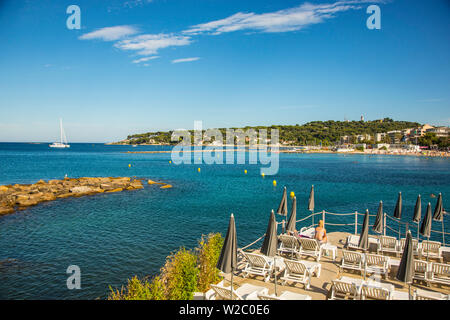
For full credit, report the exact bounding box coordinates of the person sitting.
[314,220,327,243]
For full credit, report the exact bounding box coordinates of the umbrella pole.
[274,258,277,297]
[230,271,234,300]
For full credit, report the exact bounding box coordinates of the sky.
[0,0,449,142]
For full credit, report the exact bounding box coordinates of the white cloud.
[171,57,201,64]
[132,56,160,63]
[79,25,139,41]
[183,1,374,35]
[114,33,192,55]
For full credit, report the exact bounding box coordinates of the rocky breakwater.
[0,177,144,216]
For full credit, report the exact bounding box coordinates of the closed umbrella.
[393,192,402,219]
[276,187,288,216]
[358,209,370,279]
[308,185,315,226]
[261,211,279,296]
[216,213,238,298]
[372,201,383,234]
[396,230,414,299]
[433,193,445,245]
[286,196,297,234]
[393,192,402,239]
[413,195,421,241]
[420,203,432,261]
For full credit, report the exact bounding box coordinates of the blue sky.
[0,0,449,142]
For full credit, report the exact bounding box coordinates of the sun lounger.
[413,288,450,300]
[379,235,399,256]
[429,262,450,287]
[298,238,323,261]
[329,279,358,300]
[242,252,274,282]
[400,238,420,256]
[340,250,364,275]
[412,260,429,285]
[257,291,311,300]
[365,253,389,279]
[360,283,392,300]
[278,234,300,257]
[209,283,269,300]
[280,259,320,290]
[421,240,443,262]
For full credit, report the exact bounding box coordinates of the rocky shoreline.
[0,177,171,216]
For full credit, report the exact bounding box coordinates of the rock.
[57,193,73,199]
[0,185,10,193]
[70,186,94,194]
[0,206,14,215]
[160,184,172,189]
[36,179,46,185]
[100,184,114,191]
[148,180,163,185]
[130,181,144,189]
[106,188,123,193]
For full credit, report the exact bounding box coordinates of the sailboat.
[49,119,70,148]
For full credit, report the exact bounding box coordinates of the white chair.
[298,238,323,261]
[209,283,269,300]
[280,259,320,290]
[421,240,443,262]
[340,250,364,275]
[242,252,274,282]
[400,238,420,256]
[329,279,358,300]
[429,262,450,287]
[258,291,311,300]
[413,288,450,300]
[365,254,389,279]
[412,260,429,285]
[278,234,300,257]
[360,283,391,300]
[379,235,399,256]
[346,235,360,250]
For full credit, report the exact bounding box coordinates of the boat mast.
[60,118,63,144]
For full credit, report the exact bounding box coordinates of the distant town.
[114,118,449,155]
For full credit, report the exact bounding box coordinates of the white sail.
[49,118,70,148]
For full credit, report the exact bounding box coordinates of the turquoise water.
[0,143,449,299]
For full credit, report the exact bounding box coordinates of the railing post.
[354,211,358,235]
[322,210,326,227]
[282,219,285,234]
[383,212,386,236]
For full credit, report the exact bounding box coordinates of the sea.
[0,142,448,299]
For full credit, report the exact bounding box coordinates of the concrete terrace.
[215,232,450,300]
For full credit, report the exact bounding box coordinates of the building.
[361,115,364,121]
[410,124,434,140]
[387,130,403,144]
[375,133,386,142]
[426,126,449,138]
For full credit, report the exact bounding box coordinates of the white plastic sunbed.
[242,252,275,282]
[209,283,269,300]
[257,291,311,300]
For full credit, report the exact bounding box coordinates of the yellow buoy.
[273,180,277,186]
[244,169,247,174]
[128,164,131,168]
[198,167,201,172]
[261,173,265,178]
[169,160,172,164]
[290,191,295,198]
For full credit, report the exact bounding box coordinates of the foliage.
[196,233,224,292]
[161,247,199,300]
[419,132,449,149]
[124,118,421,146]
[108,233,224,300]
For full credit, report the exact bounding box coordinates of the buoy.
[273,180,277,186]
[261,173,265,178]
[169,160,172,164]
[128,164,131,168]
[290,191,295,198]
[198,168,201,172]
[244,169,247,174]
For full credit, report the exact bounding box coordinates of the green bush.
[162,247,199,300]
[108,233,224,300]
[197,233,224,292]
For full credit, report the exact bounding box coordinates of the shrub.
[108,276,153,300]
[196,233,224,292]
[161,247,199,300]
